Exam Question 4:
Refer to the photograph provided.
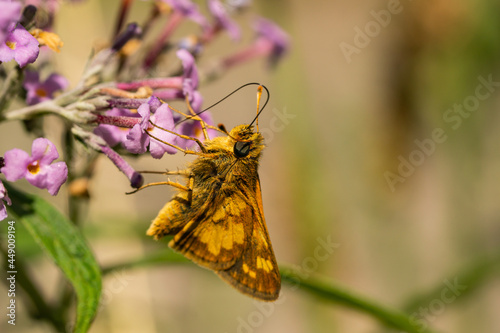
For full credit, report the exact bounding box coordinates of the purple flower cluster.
[88,1,289,187]
[95,50,210,161]
[0,0,289,221]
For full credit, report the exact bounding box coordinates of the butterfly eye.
[234,141,251,158]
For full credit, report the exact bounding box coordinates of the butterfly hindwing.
[168,191,250,270]
[146,190,191,239]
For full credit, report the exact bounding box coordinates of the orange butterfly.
[142,85,280,301]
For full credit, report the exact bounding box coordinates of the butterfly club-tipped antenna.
[176,83,270,138]
[247,84,270,133]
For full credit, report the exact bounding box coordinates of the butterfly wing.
[149,170,280,300]
[216,178,281,301]
[147,190,191,239]
[168,189,250,271]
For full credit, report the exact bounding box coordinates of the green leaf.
[5,184,101,333]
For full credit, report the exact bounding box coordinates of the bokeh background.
[1,0,500,332]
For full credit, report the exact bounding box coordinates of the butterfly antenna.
[177,83,268,126]
[248,84,269,129]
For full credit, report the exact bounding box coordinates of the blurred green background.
[1,0,500,332]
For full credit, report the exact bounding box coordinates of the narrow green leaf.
[5,184,101,333]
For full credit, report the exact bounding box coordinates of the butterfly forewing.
[217,178,281,300]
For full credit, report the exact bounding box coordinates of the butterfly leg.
[138,169,191,177]
[129,169,195,193]
[126,179,189,194]
[185,95,210,141]
[146,131,208,155]
[141,169,195,201]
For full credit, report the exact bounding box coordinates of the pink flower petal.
[1,148,31,181]
[124,124,149,154]
[45,162,68,195]
[149,104,178,158]
[42,73,69,95]
[31,138,59,164]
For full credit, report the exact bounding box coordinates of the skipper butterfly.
[139,84,280,301]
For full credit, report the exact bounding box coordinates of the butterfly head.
[229,124,264,160]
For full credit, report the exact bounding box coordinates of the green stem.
[56,125,78,321]
[3,100,68,121]
[280,265,438,333]
[0,66,22,113]
[102,249,189,275]
[404,253,500,313]
[102,251,437,333]
[2,83,96,122]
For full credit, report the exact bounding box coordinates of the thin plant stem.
[404,253,500,313]
[0,66,21,113]
[279,265,439,333]
[101,251,438,333]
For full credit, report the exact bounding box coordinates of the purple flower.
[253,17,290,66]
[0,24,39,67]
[124,103,153,155]
[177,111,219,148]
[148,104,178,158]
[177,48,199,93]
[220,17,289,70]
[94,108,141,147]
[0,180,11,221]
[177,48,205,110]
[99,145,143,189]
[207,0,240,41]
[172,48,218,147]
[1,138,68,195]
[0,1,21,44]
[152,50,202,108]
[23,70,68,105]
[162,0,209,28]
[124,97,178,159]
